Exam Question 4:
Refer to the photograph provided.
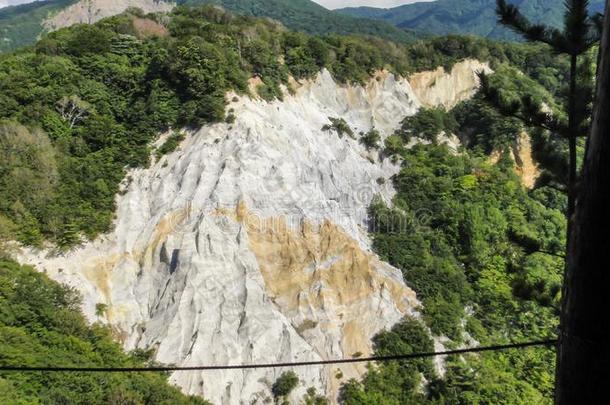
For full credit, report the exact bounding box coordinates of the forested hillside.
[0,0,415,53]
[338,0,605,40]
[0,5,431,249]
[0,0,77,52]
[0,3,569,251]
[180,0,416,42]
[341,142,564,404]
[338,47,570,400]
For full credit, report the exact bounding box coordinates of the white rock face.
[43,0,174,30]
[409,59,492,109]
[20,64,486,404]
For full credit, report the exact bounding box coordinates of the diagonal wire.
[0,339,557,372]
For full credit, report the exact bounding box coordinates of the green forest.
[340,143,563,403]
[336,39,580,400]
[0,0,415,53]
[338,0,606,40]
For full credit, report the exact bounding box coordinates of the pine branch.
[496,0,564,47]
[478,72,569,137]
[563,0,595,54]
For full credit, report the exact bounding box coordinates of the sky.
[313,0,425,9]
[0,0,36,8]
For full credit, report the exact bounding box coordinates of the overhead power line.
[0,339,556,373]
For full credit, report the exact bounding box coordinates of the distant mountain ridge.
[0,0,416,52]
[180,0,416,41]
[0,0,76,51]
[338,0,606,40]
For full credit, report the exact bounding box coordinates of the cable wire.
[0,339,557,372]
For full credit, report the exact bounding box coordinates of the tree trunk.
[567,53,578,224]
[555,1,610,403]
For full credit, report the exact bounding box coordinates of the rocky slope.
[20,60,489,404]
[409,59,492,109]
[0,0,174,52]
[43,0,174,30]
[337,0,606,40]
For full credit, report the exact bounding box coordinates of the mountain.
[0,6,485,403]
[0,0,173,52]
[0,0,76,52]
[338,0,606,40]
[180,0,417,41]
[0,0,416,53]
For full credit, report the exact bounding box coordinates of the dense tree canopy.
[339,143,563,404]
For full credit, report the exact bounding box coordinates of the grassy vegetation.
[322,117,354,139]
[156,131,186,159]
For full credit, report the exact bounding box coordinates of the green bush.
[397,106,457,143]
[339,317,434,404]
[322,117,354,139]
[360,128,381,150]
[156,131,186,158]
[272,371,299,399]
[383,134,405,159]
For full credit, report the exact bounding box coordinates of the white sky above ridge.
[0,0,40,8]
[313,0,429,9]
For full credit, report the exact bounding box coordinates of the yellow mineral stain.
[217,203,415,365]
[83,254,121,301]
[513,132,540,189]
[83,252,135,325]
[489,132,540,189]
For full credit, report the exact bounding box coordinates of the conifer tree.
[482,0,602,223]
[558,1,609,402]
[481,1,607,402]
[57,222,81,250]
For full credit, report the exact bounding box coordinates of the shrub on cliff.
[272,371,299,400]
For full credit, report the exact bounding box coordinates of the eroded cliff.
[20,62,489,404]
[43,0,174,30]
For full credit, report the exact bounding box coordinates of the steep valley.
[17,61,490,403]
[0,3,570,403]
